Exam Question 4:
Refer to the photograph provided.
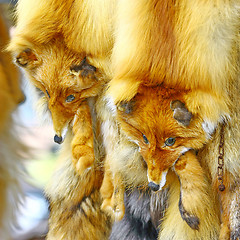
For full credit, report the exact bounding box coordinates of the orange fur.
[99,85,221,238]
[13,39,103,175]
[8,0,240,239]
[0,11,24,133]
[45,134,112,240]
[8,0,115,79]
[71,101,95,174]
[116,85,210,187]
[100,160,125,221]
[8,1,115,238]
[108,0,239,123]
[106,1,239,238]
[7,0,115,178]
[198,72,240,239]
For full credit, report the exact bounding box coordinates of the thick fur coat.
[104,0,240,239]
[8,0,115,239]
[45,132,112,240]
[13,38,103,175]
[8,0,240,239]
[99,86,221,239]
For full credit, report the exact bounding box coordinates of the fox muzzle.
[148,182,160,191]
[54,134,63,144]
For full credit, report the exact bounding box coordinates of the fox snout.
[147,169,168,192]
[49,106,71,145]
[54,134,63,144]
[148,182,160,191]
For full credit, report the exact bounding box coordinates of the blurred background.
[0,1,59,239]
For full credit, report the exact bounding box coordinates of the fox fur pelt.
[8,1,116,239]
[8,0,240,239]
[45,131,112,240]
[105,0,240,239]
[109,188,168,240]
[8,0,116,79]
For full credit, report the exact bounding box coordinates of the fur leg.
[101,161,125,221]
[72,144,95,174]
[158,159,220,239]
[219,185,231,240]
[100,161,114,215]
[46,148,111,240]
[71,102,95,175]
[111,174,125,221]
[173,150,203,230]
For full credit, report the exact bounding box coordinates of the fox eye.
[66,94,75,102]
[143,134,149,144]
[165,137,176,146]
[46,90,50,98]
[35,87,44,98]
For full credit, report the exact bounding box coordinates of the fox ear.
[70,57,96,77]
[117,99,135,114]
[15,48,40,69]
[170,100,192,126]
[69,57,97,89]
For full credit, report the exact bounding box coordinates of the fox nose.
[148,182,160,192]
[54,134,63,144]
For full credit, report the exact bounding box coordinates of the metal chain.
[217,123,225,192]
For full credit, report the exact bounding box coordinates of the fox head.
[115,85,226,192]
[13,39,101,144]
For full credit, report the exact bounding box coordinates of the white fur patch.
[159,170,168,190]
[127,136,139,147]
[202,120,216,139]
[104,95,117,115]
[147,169,168,190]
[101,120,118,151]
[56,124,68,142]
[180,147,191,155]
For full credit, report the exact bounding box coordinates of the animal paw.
[113,202,125,221]
[101,199,125,221]
[73,154,94,175]
[101,198,113,214]
[101,197,125,221]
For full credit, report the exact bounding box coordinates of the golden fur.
[8,0,115,79]
[13,39,103,175]
[8,0,240,239]
[99,86,221,238]
[8,0,115,239]
[45,133,112,240]
[108,0,239,123]
[103,0,240,239]
[198,72,240,239]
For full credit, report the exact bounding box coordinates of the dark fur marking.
[110,189,158,240]
[35,87,44,98]
[231,229,240,240]
[70,57,97,78]
[170,100,192,126]
[178,194,200,230]
[16,48,37,67]
[150,188,169,230]
[118,100,136,114]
